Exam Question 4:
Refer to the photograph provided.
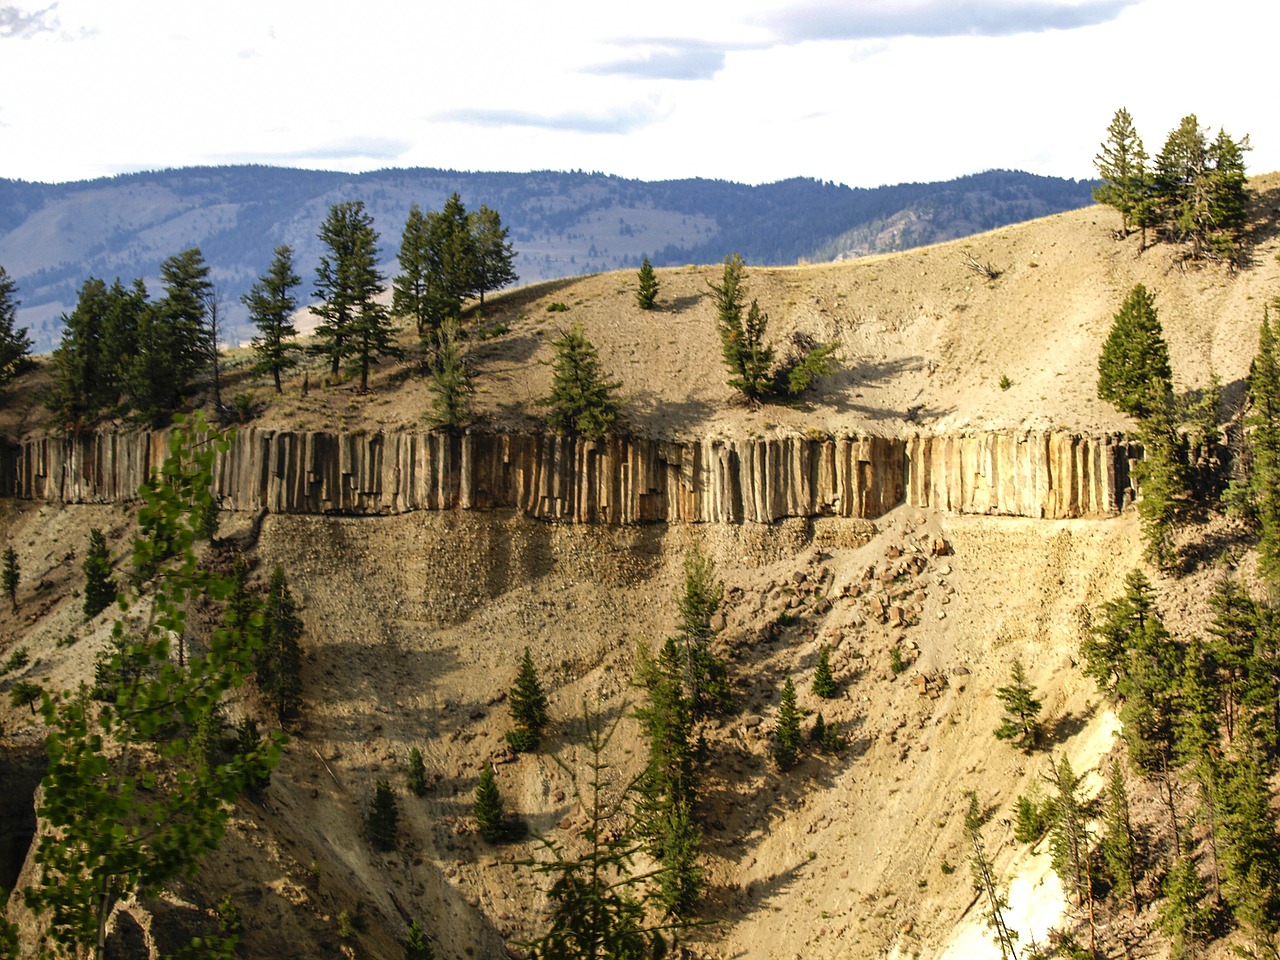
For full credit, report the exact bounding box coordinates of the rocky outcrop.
[0,427,1138,523]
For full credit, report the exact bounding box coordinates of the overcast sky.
[0,0,1272,188]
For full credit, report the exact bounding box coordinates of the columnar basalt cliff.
[0,427,1138,523]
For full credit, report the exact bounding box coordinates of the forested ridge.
[0,166,1096,352]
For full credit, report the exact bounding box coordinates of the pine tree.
[1093,108,1151,238]
[403,918,434,960]
[1217,745,1280,939]
[634,638,702,918]
[393,204,437,339]
[1249,308,1280,586]
[22,416,279,960]
[1097,283,1173,420]
[426,318,474,429]
[1082,568,1158,697]
[0,265,32,392]
[993,659,1042,750]
[312,200,401,390]
[636,257,659,310]
[156,247,214,395]
[676,545,729,717]
[507,646,549,753]
[407,746,428,797]
[540,324,621,440]
[774,677,802,770]
[1159,855,1210,960]
[965,792,1020,960]
[470,204,517,308]
[244,244,301,393]
[1207,575,1257,741]
[367,779,399,851]
[430,193,480,322]
[82,528,116,620]
[520,711,673,959]
[1134,386,1192,569]
[1100,761,1140,915]
[257,564,303,724]
[1048,755,1091,907]
[812,645,837,699]
[474,762,507,843]
[712,254,775,401]
[2,546,17,612]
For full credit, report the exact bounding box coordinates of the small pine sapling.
[811,645,837,699]
[367,780,399,851]
[403,918,434,960]
[993,659,1042,750]
[82,529,116,620]
[407,746,428,797]
[636,257,659,310]
[2,546,17,612]
[474,762,508,843]
[507,646,549,753]
[774,677,803,770]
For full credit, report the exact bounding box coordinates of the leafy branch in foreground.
[22,414,281,960]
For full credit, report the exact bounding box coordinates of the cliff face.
[0,427,1138,523]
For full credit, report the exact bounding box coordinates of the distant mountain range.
[0,166,1098,352]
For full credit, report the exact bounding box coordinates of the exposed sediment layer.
[0,427,1138,523]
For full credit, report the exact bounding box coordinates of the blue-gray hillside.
[0,166,1096,352]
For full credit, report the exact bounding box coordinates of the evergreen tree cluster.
[1072,566,1280,951]
[709,253,838,402]
[540,323,622,440]
[0,265,33,393]
[1094,108,1250,263]
[393,192,517,345]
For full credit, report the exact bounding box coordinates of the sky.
[0,0,1274,188]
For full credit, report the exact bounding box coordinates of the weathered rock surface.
[0,427,1138,523]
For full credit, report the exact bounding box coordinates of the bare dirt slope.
[3,182,1280,958]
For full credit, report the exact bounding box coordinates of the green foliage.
[993,659,1042,750]
[82,529,116,620]
[155,247,214,400]
[1134,390,1193,569]
[636,257,659,310]
[519,712,674,959]
[367,779,399,851]
[540,324,621,440]
[1047,755,1093,908]
[889,645,907,675]
[425,318,474,429]
[1100,761,1140,915]
[1097,284,1172,420]
[470,204,517,308]
[782,338,839,397]
[811,645,837,699]
[773,677,803,770]
[2,545,17,611]
[675,546,729,718]
[256,564,303,725]
[809,712,845,753]
[1094,108,1151,235]
[393,204,438,338]
[1081,568,1158,697]
[312,200,402,391]
[1249,308,1280,587]
[1158,856,1211,960]
[634,637,703,918]
[0,265,32,393]
[507,646,549,754]
[1,646,28,675]
[546,302,570,313]
[998,373,1012,391]
[243,244,301,393]
[1217,746,1280,939]
[22,414,280,960]
[407,746,427,797]
[8,679,41,714]
[711,254,772,401]
[403,918,434,960]
[965,793,1020,960]
[1013,791,1052,845]
[474,762,508,844]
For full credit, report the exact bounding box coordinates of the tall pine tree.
[244,244,302,393]
[0,265,32,392]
